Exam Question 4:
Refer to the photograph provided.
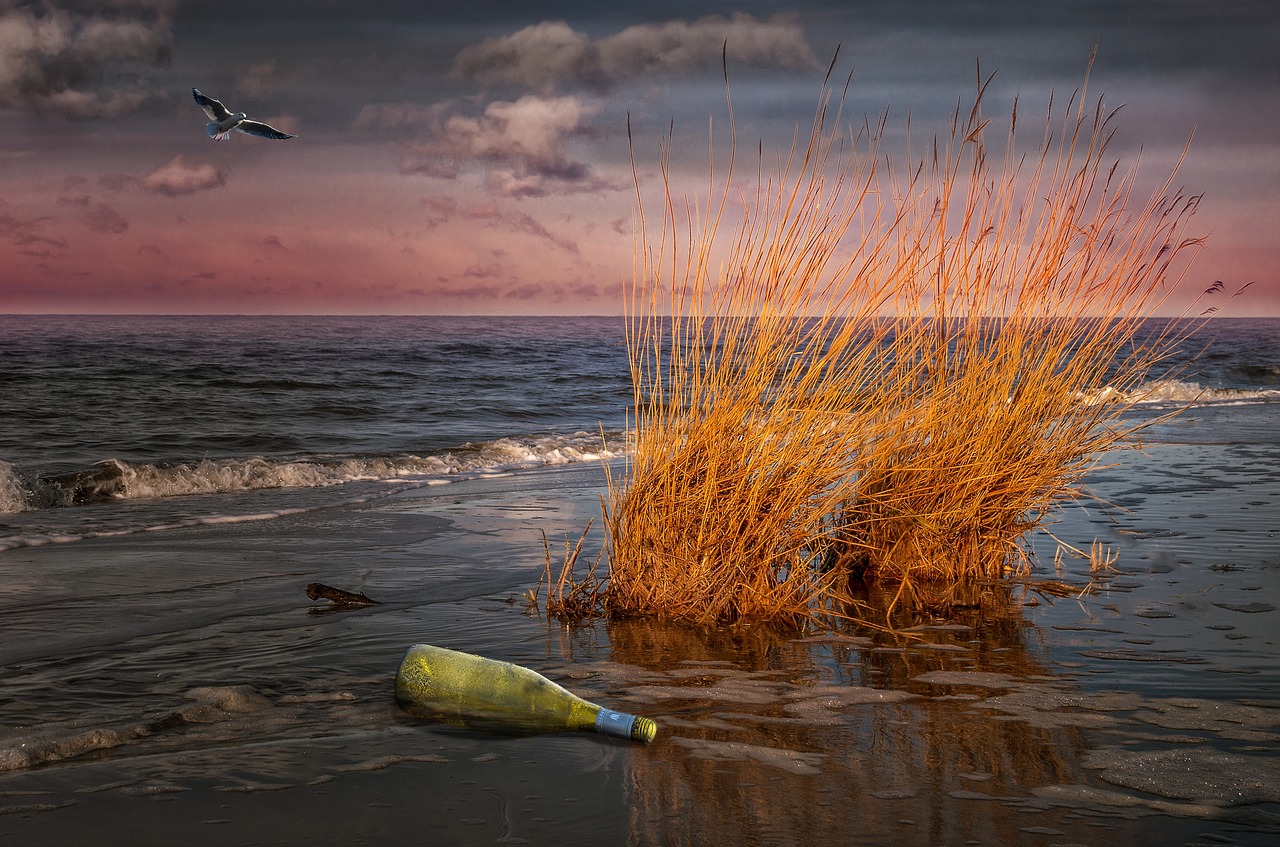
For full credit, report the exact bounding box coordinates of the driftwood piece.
[306,582,380,609]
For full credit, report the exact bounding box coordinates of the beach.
[1,316,1277,845]
[2,449,1278,846]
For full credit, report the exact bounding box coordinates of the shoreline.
[2,451,1277,845]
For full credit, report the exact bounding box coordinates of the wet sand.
[1,441,1278,846]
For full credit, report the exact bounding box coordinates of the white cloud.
[401,95,613,197]
[142,156,226,196]
[454,13,816,92]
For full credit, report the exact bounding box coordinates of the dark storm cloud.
[508,211,579,255]
[82,200,128,234]
[564,280,601,299]
[453,13,817,91]
[461,262,502,280]
[0,200,61,247]
[419,195,458,228]
[441,201,582,256]
[505,282,544,300]
[0,0,172,116]
[56,194,127,234]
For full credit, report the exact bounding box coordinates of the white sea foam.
[0,460,28,514]
[0,432,623,517]
[0,432,627,551]
[1078,379,1280,407]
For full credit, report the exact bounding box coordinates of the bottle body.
[395,644,656,743]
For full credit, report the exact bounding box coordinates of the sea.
[1,314,1276,553]
[1,314,1277,846]
[0,315,633,551]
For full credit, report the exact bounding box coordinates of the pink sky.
[1,2,1276,316]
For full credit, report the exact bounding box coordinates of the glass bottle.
[395,643,657,743]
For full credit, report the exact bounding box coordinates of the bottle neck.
[594,708,657,743]
[594,708,639,739]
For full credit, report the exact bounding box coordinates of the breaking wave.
[1078,379,1280,407]
[0,432,623,516]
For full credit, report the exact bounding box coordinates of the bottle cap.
[595,708,658,744]
[631,716,658,744]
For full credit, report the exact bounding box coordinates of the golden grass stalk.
[532,520,606,620]
[600,60,1203,625]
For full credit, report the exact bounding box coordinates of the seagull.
[192,88,296,141]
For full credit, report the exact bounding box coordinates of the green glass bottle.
[395,644,657,744]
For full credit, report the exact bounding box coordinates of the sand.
[1,447,1277,846]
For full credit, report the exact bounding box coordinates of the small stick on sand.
[306,582,379,608]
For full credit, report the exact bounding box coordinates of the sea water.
[0,314,1277,846]
[2,315,1275,550]
[0,315,632,549]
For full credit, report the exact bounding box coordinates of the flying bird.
[192,88,296,141]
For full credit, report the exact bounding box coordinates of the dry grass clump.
[530,521,606,619]
[595,61,1203,626]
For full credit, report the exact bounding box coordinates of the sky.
[1,0,1276,316]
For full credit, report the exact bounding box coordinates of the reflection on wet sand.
[591,588,1279,846]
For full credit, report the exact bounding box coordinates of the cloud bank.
[0,200,61,249]
[399,94,610,197]
[404,13,817,197]
[58,195,129,233]
[453,13,817,91]
[0,0,172,116]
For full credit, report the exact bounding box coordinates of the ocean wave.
[1078,379,1280,407]
[0,432,623,516]
[0,460,27,515]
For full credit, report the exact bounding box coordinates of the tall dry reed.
[598,61,1204,625]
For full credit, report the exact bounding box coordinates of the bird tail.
[206,122,228,140]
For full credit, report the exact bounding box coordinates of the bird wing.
[235,120,296,140]
[192,88,231,121]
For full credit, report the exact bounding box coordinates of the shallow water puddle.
[669,737,827,775]
[1084,747,1280,805]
